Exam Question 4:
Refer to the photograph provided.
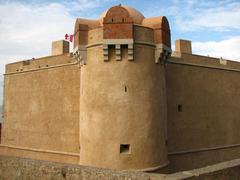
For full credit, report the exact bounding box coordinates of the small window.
[124,86,127,92]
[165,140,168,145]
[120,144,130,154]
[178,104,182,112]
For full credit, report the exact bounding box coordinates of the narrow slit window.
[120,144,130,154]
[124,86,127,92]
[178,104,182,112]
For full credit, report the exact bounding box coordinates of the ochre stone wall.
[88,28,103,45]
[52,40,69,56]
[1,54,80,155]
[79,25,168,170]
[165,53,240,172]
[0,145,79,164]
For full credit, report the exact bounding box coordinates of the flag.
[65,34,73,42]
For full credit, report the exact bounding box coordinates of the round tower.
[74,5,171,171]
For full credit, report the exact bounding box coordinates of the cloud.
[173,0,240,32]
[0,0,110,74]
[64,0,110,14]
[0,2,72,73]
[192,36,240,61]
[0,0,112,105]
[143,0,240,32]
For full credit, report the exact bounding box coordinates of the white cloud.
[0,0,111,105]
[144,0,240,32]
[192,36,240,61]
[0,0,109,72]
[173,1,240,32]
[0,2,74,73]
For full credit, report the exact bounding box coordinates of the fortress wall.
[80,45,168,170]
[0,145,79,164]
[1,54,80,157]
[79,25,168,170]
[5,54,75,73]
[165,54,240,171]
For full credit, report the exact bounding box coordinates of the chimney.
[175,39,192,54]
[51,40,69,56]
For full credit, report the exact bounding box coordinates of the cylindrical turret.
[77,5,171,171]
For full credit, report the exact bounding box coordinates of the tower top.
[74,5,171,47]
[73,5,172,63]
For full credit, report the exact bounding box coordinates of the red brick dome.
[100,5,145,25]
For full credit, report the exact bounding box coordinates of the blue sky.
[0,0,240,104]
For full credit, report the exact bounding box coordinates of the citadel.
[0,5,240,174]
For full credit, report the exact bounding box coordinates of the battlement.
[4,54,76,75]
[73,5,171,65]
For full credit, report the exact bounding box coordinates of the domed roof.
[99,5,145,25]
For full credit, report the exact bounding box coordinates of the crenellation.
[115,44,121,60]
[103,44,109,61]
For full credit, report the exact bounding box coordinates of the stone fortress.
[0,5,240,173]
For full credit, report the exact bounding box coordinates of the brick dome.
[100,5,145,25]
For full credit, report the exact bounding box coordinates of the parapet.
[73,5,172,64]
[175,39,192,54]
[51,40,69,56]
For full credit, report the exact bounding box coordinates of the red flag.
[65,34,69,40]
[70,35,73,42]
[65,34,73,42]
